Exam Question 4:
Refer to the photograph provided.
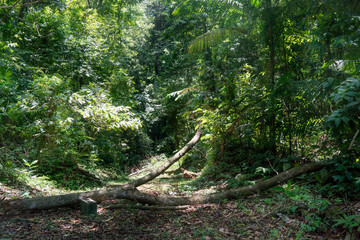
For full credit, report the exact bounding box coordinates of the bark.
[105,204,191,210]
[6,161,326,210]
[265,0,277,155]
[123,125,202,189]
[180,168,200,179]
[6,126,202,210]
[115,162,326,206]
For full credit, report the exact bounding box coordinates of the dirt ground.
[1,161,359,240]
[1,190,358,240]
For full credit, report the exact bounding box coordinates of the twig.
[193,147,208,159]
[105,204,191,210]
[267,158,278,175]
[348,129,359,150]
[0,0,21,23]
[10,218,39,224]
[258,205,284,221]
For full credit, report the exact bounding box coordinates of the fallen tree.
[5,126,202,210]
[123,125,202,189]
[4,125,328,210]
[7,161,326,210]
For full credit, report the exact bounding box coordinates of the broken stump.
[80,198,97,215]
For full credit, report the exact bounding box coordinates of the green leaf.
[251,0,260,7]
[172,6,180,16]
[335,118,341,127]
[290,206,298,213]
[5,71,12,79]
[333,175,344,182]
[341,117,349,125]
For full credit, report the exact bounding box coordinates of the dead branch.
[104,204,190,210]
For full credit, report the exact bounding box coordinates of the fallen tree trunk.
[5,126,202,210]
[124,125,202,189]
[109,161,326,206]
[6,161,326,210]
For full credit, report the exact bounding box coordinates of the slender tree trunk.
[266,0,277,155]
[18,0,28,22]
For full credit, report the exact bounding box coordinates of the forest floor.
[1,157,359,239]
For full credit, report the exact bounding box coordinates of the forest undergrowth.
[1,156,359,240]
[1,0,360,238]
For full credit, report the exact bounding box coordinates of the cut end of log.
[80,198,97,215]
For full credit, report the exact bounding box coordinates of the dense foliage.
[1,0,359,197]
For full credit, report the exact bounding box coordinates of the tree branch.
[0,0,21,23]
[0,0,41,9]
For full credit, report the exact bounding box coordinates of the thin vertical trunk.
[289,117,292,156]
[282,34,288,71]
[266,0,277,155]
[324,35,331,63]
[35,100,57,166]
[202,18,215,93]
[323,18,335,63]
[18,0,28,22]
[269,24,275,87]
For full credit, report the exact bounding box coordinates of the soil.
[1,160,359,239]
[1,183,359,240]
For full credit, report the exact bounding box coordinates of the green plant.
[301,214,329,232]
[326,77,360,139]
[268,229,280,239]
[333,214,360,233]
[272,182,331,232]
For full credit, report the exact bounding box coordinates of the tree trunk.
[267,1,277,156]
[6,161,326,210]
[123,125,202,189]
[6,126,202,210]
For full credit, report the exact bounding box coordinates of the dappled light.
[1,0,359,239]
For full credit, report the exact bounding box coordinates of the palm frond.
[188,28,246,53]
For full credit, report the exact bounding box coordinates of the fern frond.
[168,87,197,101]
[188,28,246,53]
[214,0,243,9]
[172,0,242,17]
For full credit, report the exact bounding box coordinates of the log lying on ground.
[124,125,202,189]
[5,126,202,210]
[109,162,326,206]
[6,161,326,210]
